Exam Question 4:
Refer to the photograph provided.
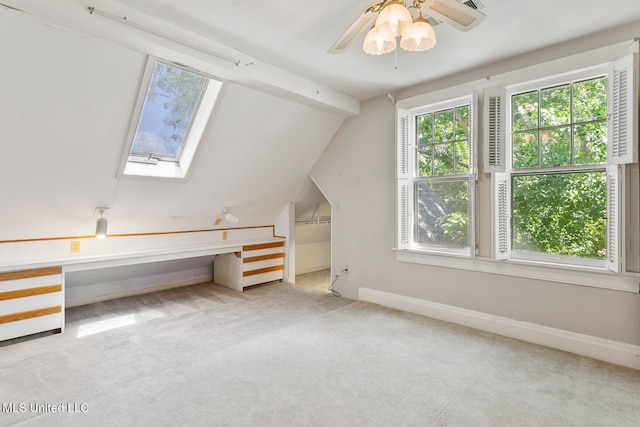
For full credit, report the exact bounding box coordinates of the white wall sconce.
[222,207,240,225]
[94,207,109,239]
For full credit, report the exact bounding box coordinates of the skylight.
[120,58,222,179]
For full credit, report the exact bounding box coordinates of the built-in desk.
[0,236,285,342]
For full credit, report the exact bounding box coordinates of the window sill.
[123,160,188,179]
[396,249,640,293]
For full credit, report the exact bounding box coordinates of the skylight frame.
[119,57,223,179]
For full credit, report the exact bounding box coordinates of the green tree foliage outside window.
[511,77,607,259]
[415,105,470,248]
[132,62,208,160]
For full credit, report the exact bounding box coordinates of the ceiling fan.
[328,0,486,54]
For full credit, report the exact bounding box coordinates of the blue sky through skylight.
[131,62,208,159]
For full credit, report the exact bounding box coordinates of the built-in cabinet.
[0,236,285,343]
[0,267,64,341]
[214,242,285,291]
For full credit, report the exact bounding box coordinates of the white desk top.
[0,237,285,274]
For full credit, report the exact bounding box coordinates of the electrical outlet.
[70,241,81,253]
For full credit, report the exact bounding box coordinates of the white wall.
[295,223,331,274]
[311,35,640,346]
[0,10,344,242]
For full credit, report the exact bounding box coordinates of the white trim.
[396,249,640,293]
[400,96,475,253]
[408,96,471,117]
[65,276,212,308]
[119,58,223,180]
[507,64,608,94]
[359,287,640,370]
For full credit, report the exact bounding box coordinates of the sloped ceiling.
[3,0,640,241]
[0,10,343,239]
[294,178,330,220]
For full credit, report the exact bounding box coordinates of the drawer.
[0,313,62,341]
[0,274,62,292]
[242,269,284,287]
[0,267,62,284]
[0,266,64,341]
[242,242,284,258]
[0,268,62,293]
[0,291,62,316]
[243,256,284,272]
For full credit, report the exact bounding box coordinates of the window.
[509,75,608,267]
[395,47,639,291]
[119,58,223,179]
[490,58,637,271]
[397,97,476,255]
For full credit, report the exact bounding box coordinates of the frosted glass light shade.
[95,217,108,239]
[363,26,397,55]
[375,0,412,38]
[225,213,240,225]
[400,18,437,52]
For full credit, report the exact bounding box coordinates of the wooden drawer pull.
[0,284,62,301]
[243,242,284,251]
[0,267,62,282]
[243,253,284,263]
[0,306,61,325]
[243,265,284,277]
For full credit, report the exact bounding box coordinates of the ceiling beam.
[0,0,360,117]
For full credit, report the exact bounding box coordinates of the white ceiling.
[102,0,640,100]
[2,0,640,241]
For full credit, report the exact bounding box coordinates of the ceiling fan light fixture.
[363,25,397,55]
[374,0,413,39]
[400,17,437,52]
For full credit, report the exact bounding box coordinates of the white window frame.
[504,66,609,268]
[492,57,637,272]
[395,43,640,294]
[397,95,477,257]
[118,57,223,180]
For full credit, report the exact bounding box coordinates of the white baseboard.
[65,276,213,308]
[359,287,640,370]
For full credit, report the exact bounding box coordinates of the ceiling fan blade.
[422,0,486,32]
[328,8,377,54]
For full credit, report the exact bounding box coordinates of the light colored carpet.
[295,269,331,293]
[1,281,640,426]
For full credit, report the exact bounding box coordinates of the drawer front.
[243,242,284,252]
[242,246,284,259]
[0,267,63,341]
[243,256,284,273]
[0,292,62,317]
[0,274,62,292]
[242,270,284,287]
[0,267,62,283]
[0,313,62,341]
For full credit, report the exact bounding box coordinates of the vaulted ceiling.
[6,0,640,102]
[47,0,640,100]
[2,0,640,240]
